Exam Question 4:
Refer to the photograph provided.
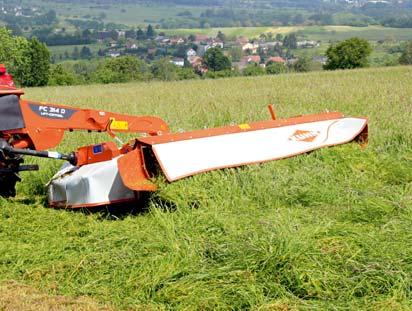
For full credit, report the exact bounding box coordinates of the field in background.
[163,26,304,38]
[49,43,104,54]
[17,0,412,41]
[28,0,206,26]
[1,66,412,310]
[164,25,412,41]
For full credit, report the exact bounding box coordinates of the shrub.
[399,41,412,65]
[292,56,311,73]
[92,56,151,84]
[266,62,287,75]
[48,64,79,86]
[242,63,265,76]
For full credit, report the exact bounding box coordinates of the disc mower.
[0,69,368,208]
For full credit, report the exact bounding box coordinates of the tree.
[275,33,283,42]
[80,46,93,59]
[44,10,57,24]
[0,27,30,84]
[229,47,243,62]
[188,34,196,42]
[109,30,119,41]
[309,13,333,26]
[217,31,226,42]
[6,23,22,36]
[146,24,156,39]
[173,45,188,58]
[136,28,146,40]
[48,64,78,86]
[324,37,372,70]
[125,29,136,39]
[283,33,297,49]
[292,56,311,72]
[71,46,80,60]
[82,29,92,40]
[399,41,412,65]
[18,37,50,87]
[151,58,178,81]
[203,47,231,72]
[293,14,305,25]
[278,14,290,26]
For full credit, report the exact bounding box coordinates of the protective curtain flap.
[48,157,136,208]
[151,118,367,181]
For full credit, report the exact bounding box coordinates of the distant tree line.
[31,24,157,47]
[48,46,312,86]
[0,10,57,30]
[46,39,412,87]
[159,7,412,29]
[2,27,412,89]
[381,16,412,28]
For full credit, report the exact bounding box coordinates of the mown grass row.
[0,66,411,310]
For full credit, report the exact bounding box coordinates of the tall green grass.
[1,66,411,310]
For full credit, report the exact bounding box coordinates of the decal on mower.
[92,144,103,154]
[288,130,320,142]
[29,103,77,120]
[109,118,129,131]
[238,123,251,130]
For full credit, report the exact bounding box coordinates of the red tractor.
[0,64,15,88]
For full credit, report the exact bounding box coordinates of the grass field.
[163,26,304,38]
[49,43,105,59]
[163,25,412,41]
[1,66,412,310]
[28,0,206,26]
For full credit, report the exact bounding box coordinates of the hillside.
[1,66,412,310]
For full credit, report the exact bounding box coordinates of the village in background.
[1,0,412,85]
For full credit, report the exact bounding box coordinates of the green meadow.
[1,66,412,310]
[28,0,206,26]
[163,25,412,41]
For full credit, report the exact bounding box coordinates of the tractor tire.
[0,172,19,198]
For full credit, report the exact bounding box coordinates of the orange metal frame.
[2,96,170,150]
[138,111,345,146]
